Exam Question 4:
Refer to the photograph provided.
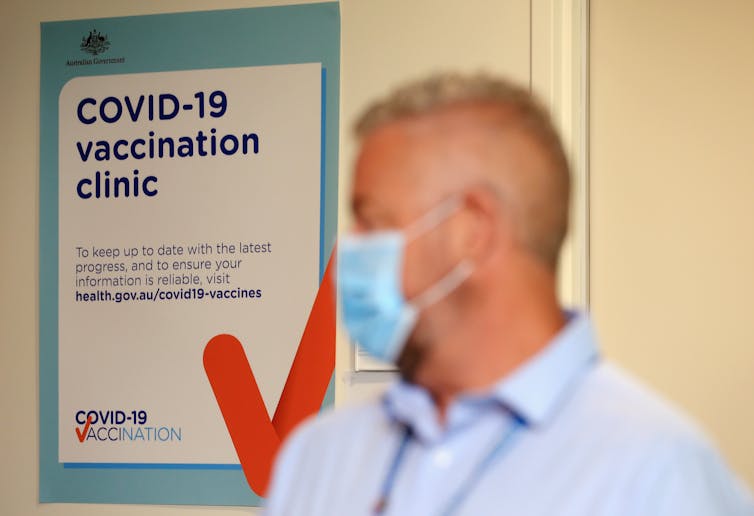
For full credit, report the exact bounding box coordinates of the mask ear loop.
[411,259,474,311]
[401,195,475,310]
[402,195,464,242]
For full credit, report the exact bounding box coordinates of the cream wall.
[590,0,754,488]
[2,0,752,514]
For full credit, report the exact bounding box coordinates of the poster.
[39,4,339,506]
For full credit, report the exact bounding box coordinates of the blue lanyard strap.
[374,414,526,516]
[373,426,413,514]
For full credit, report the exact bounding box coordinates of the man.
[265,73,753,515]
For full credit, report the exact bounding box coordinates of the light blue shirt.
[265,314,753,515]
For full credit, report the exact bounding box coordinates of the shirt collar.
[383,312,599,435]
[495,312,599,427]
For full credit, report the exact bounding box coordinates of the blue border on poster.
[39,3,340,506]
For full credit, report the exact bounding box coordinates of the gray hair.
[354,72,570,270]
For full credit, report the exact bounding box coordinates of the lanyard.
[374,414,525,516]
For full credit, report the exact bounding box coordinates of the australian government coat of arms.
[80,29,110,56]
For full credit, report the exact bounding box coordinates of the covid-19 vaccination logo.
[73,409,182,443]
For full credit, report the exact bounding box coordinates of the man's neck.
[416,268,566,422]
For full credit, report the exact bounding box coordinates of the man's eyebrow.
[350,196,395,230]
[350,195,366,217]
[351,195,383,219]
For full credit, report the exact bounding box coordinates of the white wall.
[590,0,754,488]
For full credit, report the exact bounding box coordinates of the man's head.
[348,72,570,387]
[353,72,570,270]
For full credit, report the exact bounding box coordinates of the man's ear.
[455,185,509,266]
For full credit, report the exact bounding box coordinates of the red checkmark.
[75,416,93,443]
[203,251,335,496]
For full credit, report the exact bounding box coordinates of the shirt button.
[433,448,453,468]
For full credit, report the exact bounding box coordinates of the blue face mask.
[337,197,473,364]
